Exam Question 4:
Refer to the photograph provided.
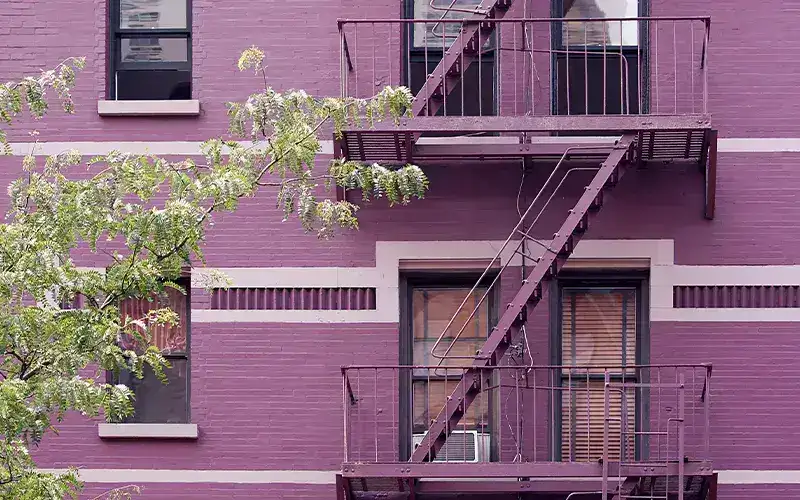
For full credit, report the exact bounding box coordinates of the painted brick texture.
[0,0,797,496]
[34,323,397,471]
[80,483,330,499]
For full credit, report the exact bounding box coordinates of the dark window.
[400,274,497,461]
[109,0,192,100]
[553,0,646,115]
[553,274,646,462]
[405,0,496,117]
[115,277,191,423]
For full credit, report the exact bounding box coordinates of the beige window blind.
[560,288,637,462]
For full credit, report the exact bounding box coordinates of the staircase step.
[410,135,637,463]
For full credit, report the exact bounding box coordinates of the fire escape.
[335,2,717,499]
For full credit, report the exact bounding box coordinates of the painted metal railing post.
[678,372,686,500]
[602,369,610,500]
[342,368,349,462]
[704,366,712,457]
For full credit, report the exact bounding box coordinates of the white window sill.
[97,99,201,117]
[98,423,198,439]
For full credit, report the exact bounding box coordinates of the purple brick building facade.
[1,0,798,498]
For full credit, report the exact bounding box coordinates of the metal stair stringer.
[611,477,640,500]
[411,0,514,118]
[410,134,638,463]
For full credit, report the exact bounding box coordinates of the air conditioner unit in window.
[412,430,490,463]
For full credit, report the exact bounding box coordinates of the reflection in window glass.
[121,37,189,63]
[412,0,484,48]
[410,286,490,433]
[563,0,638,46]
[120,0,187,29]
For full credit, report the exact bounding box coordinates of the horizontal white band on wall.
[34,468,800,485]
[11,137,800,157]
[38,468,338,484]
[191,239,800,323]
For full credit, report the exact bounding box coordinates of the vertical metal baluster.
[584,23,588,115]
[514,21,518,116]
[691,22,695,114]
[602,369,610,500]
[372,22,377,98]
[637,18,642,114]
[619,20,624,114]
[374,368,379,462]
[407,23,412,96]
[585,371,590,461]
[478,19,483,117]
[424,20,430,116]
[340,25,346,98]
[657,367,662,461]
[461,21,465,116]
[354,25,359,98]
[442,18,447,117]
[692,369,697,457]
[568,368,573,461]
[548,19,553,117]
[497,21,502,116]
[389,22,393,87]
[551,368,556,461]
[566,20,571,115]
[654,19,659,113]
[444,369,449,461]
[516,367,521,459]
[533,368,538,460]
[673,20,678,113]
[343,370,349,462]
[529,21,536,116]
[678,372,686,500]
[393,367,397,460]
[463,368,467,462]
[356,370,361,462]
[703,20,709,114]
[602,22,609,115]
[704,366,711,457]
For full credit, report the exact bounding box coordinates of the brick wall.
[2,0,799,497]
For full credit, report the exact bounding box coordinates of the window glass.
[119,286,188,355]
[121,37,189,63]
[559,287,637,461]
[120,0,188,29]
[410,286,490,433]
[563,0,639,46]
[412,0,484,48]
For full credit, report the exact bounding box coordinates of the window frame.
[107,0,193,99]
[549,271,650,462]
[550,0,651,116]
[110,275,192,424]
[399,271,499,461]
[402,0,498,117]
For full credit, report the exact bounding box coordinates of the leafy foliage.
[0,47,427,497]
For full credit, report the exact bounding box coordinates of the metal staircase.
[411,0,513,117]
[410,133,636,462]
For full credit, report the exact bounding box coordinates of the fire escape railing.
[338,16,711,118]
[341,364,712,467]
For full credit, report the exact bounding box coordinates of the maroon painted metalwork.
[338,16,711,118]
[705,129,718,220]
[340,460,714,479]
[409,135,637,464]
[345,115,712,133]
[409,0,512,118]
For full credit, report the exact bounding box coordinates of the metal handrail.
[426,145,615,364]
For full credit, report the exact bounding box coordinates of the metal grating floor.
[338,129,709,166]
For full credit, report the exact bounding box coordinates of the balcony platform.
[341,460,715,480]
[337,114,712,164]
